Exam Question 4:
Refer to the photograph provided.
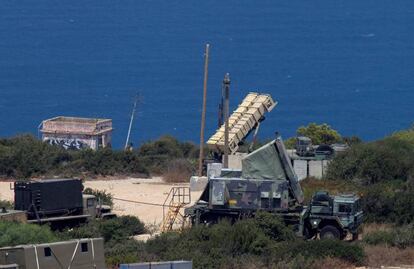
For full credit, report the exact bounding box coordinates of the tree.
[296,123,342,145]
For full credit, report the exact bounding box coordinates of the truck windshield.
[87,198,95,207]
[354,199,361,213]
[338,203,352,214]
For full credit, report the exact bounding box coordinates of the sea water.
[0,0,413,148]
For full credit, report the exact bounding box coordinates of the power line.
[112,197,191,208]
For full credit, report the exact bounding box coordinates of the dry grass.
[312,257,354,269]
[361,222,392,237]
[364,245,414,268]
[301,177,360,202]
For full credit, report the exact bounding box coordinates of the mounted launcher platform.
[207,92,277,154]
[186,136,364,240]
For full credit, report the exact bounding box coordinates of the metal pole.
[223,73,230,168]
[125,94,139,150]
[198,44,210,176]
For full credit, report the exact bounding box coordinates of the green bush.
[392,127,414,144]
[104,239,146,266]
[0,221,58,247]
[0,135,71,178]
[274,240,365,265]
[326,137,414,185]
[129,214,364,269]
[101,216,146,241]
[0,134,201,179]
[0,200,13,209]
[138,135,198,174]
[254,211,296,242]
[83,188,113,207]
[61,215,146,242]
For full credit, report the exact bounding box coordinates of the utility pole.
[218,81,224,128]
[223,73,230,168]
[198,44,210,176]
[125,93,140,150]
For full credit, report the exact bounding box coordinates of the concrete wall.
[292,159,331,180]
[293,160,307,181]
[43,133,111,150]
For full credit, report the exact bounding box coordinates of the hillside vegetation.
[0,135,198,180]
[1,125,414,268]
[324,128,414,224]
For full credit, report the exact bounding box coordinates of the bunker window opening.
[81,242,88,253]
[44,247,51,257]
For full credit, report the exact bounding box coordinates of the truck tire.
[320,225,340,240]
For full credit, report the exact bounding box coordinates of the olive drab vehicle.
[185,135,363,240]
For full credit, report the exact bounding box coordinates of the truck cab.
[295,136,314,157]
[305,192,363,240]
[82,194,115,219]
[333,194,363,237]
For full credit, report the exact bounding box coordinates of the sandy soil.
[0,178,202,227]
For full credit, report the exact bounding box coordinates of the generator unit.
[14,178,83,219]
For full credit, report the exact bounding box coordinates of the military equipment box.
[14,179,83,219]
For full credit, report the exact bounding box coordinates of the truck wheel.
[320,225,340,240]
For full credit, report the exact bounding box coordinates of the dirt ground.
[0,177,202,227]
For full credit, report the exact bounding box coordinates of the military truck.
[185,136,363,240]
[12,178,115,229]
[295,136,315,157]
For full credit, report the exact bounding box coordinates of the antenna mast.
[125,93,140,150]
[198,44,210,176]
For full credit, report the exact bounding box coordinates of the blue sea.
[1,1,413,148]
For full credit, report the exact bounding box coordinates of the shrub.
[162,158,195,183]
[61,215,146,242]
[363,230,394,246]
[273,240,365,265]
[83,188,113,207]
[138,135,198,174]
[104,239,147,266]
[325,137,414,185]
[392,127,414,144]
[361,182,414,224]
[0,221,58,247]
[101,216,146,241]
[0,200,13,209]
[363,225,414,248]
[134,216,364,268]
[253,211,296,242]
